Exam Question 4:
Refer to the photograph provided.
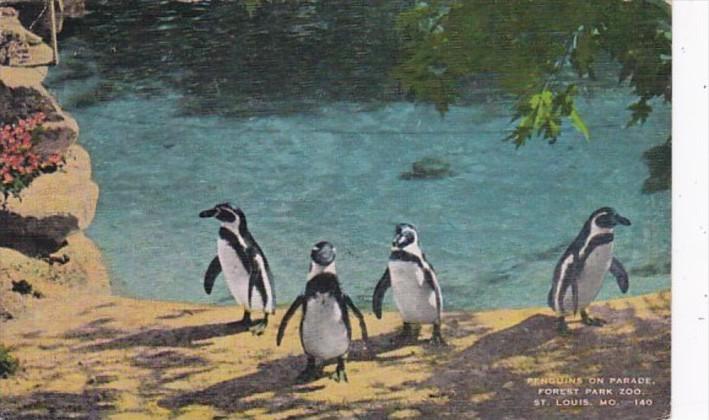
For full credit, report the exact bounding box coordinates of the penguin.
[199,203,275,335]
[372,223,445,345]
[548,207,631,334]
[277,241,369,383]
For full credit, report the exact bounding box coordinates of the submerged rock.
[642,140,671,194]
[400,156,453,180]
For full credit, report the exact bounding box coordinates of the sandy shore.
[0,290,670,419]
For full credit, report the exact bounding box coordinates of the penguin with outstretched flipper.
[277,241,369,383]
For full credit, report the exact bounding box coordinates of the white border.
[672,1,709,419]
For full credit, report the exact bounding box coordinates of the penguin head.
[392,223,418,249]
[590,207,631,229]
[199,202,246,226]
[311,241,336,266]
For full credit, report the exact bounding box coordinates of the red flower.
[1,113,63,199]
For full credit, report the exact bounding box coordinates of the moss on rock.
[0,344,19,378]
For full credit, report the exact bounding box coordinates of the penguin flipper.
[610,257,629,293]
[277,295,304,346]
[344,294,369,343]
[423,269,443,321]
[557,256,580,314]
[246,248,269,310]
[204,256,221,295]
[372,269,391,319]
[571,275,579,315]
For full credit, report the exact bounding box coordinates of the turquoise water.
[45,3,671,310]
[47,87,670,310]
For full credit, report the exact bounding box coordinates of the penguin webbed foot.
[391,322,419,345]
[556,316,572,336]
[330,358,348,383]
[429,323,447,347]
[239,310,253,327]
[295,358,322,384]
[295,369,321,384]
[580,310,606,327]
[249,316,268,336]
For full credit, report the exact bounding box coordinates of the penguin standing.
[199,203,275,335]
[372,223,445,345]
[548,207,631,334]
[277,241,368,383]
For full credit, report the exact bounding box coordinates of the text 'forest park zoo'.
[528,376,656,408]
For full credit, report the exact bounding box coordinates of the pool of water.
[44,2,671,311]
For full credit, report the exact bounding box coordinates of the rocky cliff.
[0,3,108,322]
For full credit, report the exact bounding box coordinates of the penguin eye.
[595,213,613,228]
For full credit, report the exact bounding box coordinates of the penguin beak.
[615,214,631,226]
[199,208,218,218]
[392,233,404,247]
[393,232,413,247]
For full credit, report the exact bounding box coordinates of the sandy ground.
[0,289,670,419]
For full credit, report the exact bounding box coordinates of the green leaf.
[627,99,653,127]
[569,109,590,140]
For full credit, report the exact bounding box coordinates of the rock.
[62,0,88,19]
[400,156,453,180]
[0,210,79,257]
[642,140,671,194]
[0,7,19,18]
[0,26,30,65]
[3,0,87,38]
[32,125,78,157]
[10,279,42,298]
[0,307,13,321]
[0,10,53,66]
[0,80,61,124]
[0,233,110,318]
[6,145,99,229]
[0,4,107,325]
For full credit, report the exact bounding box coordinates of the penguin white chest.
[217,239,254,309]
[389,261,438,324]
[563,243,614,311]
[301,294,349,360]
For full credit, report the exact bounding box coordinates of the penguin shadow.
[158,351,324,414]
[0,388,118,420]
[64,317,123,342]
[451,314,560,365]
[81,319,253,351]
[77,302,117,316]
[157,331,412,415]
[156,308,209,320]
[402,306,671,419]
